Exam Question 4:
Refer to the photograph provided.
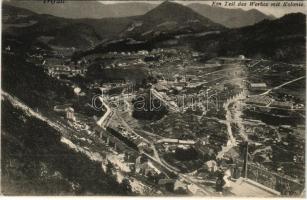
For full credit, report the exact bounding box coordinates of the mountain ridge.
[120,1,224,39]
[4,0,157,19]
[191,12,306,62]
[3,3,305,62]
[187,3,276,28]
[4,0,275,29]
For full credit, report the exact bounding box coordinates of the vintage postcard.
[1,0,306,197]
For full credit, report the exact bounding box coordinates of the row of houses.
[45,64,88,78]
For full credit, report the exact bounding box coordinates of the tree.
[147,171,154,182]
[106,161,114,176]
[120,178,132,194]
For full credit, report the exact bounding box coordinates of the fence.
[232,159,304,196]
[246,163,304,196]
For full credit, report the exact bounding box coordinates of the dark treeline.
[2,50,74,110]
[1,100,134,195]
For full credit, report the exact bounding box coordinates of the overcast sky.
[99,0,306,17]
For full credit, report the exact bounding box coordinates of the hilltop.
[188,3,275,28]
[121,1,223,39]
[4,0,157,19]
[191,13,306,62]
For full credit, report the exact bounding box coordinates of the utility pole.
[243,141,249,178]
[206,89,210,110]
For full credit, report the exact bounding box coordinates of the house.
[203,160,218,173]
[248,83,267,91]
[154,84,169,92]
[53,104,73,112]
[270,101,294,109]
[66,107,76,121]
[192,52,200,57]
[197,145,216,160]
[238,55,245,59]
[137,142,150,153]
[144,161,162,176]
[173,82,187,87]
[178,140,195,145]
[136,157,162,176]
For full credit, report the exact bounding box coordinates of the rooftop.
[250,83,267,88]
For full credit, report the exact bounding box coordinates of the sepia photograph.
[1,0,306,197]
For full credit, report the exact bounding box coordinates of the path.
[260,76,305,96]
[217,90,247,159]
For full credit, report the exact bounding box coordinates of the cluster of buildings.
[245,93,299,110]
[113,125,153,154]
[135,156,162,177]
[270,101,294,109]
[134,155,206,195]
[53,104,92,133]
[43,58,88,78]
